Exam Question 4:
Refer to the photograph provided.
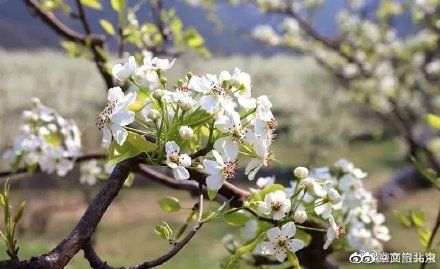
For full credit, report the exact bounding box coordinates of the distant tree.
[248,0,440,184]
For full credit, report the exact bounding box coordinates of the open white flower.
[324,216,345,249]
[256,95,274,122]
[314,183,342,219]
[39,146,74,176]
[80,160,102,185]
[165,141,191,180]
[97,87,136,146]
[112,56,137,81]
[143,57,176,71]
[245,136,273,180]
[259,222,304,262]
[189,74,234,114]
[258,190,291,220]
[256,176,275,189]
[202,139,238,191]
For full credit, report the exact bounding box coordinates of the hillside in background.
[0,0,416,55]
[1,0,351,55]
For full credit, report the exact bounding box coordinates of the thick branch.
[83,183,205,269]
[0,155,143,269]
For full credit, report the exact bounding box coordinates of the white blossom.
[259,222,304,262]
[165,141,191,180]
[256,176,275,189]
[97,87,136,146]
[258,190,291,220]
[323,215,345,249]
[80,160,102,185]
[112,56,137,81]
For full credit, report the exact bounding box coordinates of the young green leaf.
[80,0,102,9]
[108,132,157,165]
[226,232,266,268]
[123,173,135,187]
[207,189,217,200]
[417,228,432,247]
[154,221,173,240]
[111,0,125,12]
[158,196,181,212]
[427,114,440,129]
[394,210,412,228]
[410,210,425,228]
[13,201,25,224]
[99,19,115,35]
[287,251,301,269]
[223,210,251,227]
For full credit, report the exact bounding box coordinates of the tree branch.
[23,0,114,89]
[83,183,205,269]
[0,155,143,269]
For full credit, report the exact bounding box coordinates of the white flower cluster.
[312,159,391,251]
[106,55,277,191]
[3,98,81,176]
[79,160,115,186]
[234,159,389,263]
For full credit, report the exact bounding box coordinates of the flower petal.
[206,174,224,191]
[266,227,281,242]
[287,239,304,253]
[172,166,189,180]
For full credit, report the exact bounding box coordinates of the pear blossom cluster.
[106,55,276,192]
[79,160,115,186]
[3,98,81,176]
[221,159,389,264]
[328,159,391,251]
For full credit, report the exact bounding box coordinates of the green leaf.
[427,114,440,129]
[13,201,25,224]
[287,251,301,269]
[417,228,432,247]
[154,221,173,240]
[124,172,135,187]
[127,132,157,153]
[203,202,228,222]
[158,196,181,212]
[108,140,139,166]
[108,132,157,165]
[60,41,88,58]
[226,232,266,268]
[111,0,125,12]
[394,210,412,228]
[80,0,102,9]
[99,19,115,35]
[224,210,251,227]
[207,189,217,200]
[410,210,425,228]
[127,101,146,112]
[182,110,214,128]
